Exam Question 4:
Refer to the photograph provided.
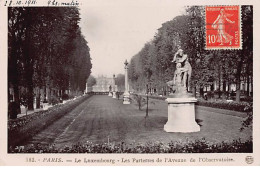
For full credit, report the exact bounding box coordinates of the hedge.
[136,94,252,112]
[8,94,92,147]
[196,99,252,112]
[9,138,252,153]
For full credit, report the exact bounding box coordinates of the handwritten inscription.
[47,0,79,6]
[4,0,37,6]
[3,0,80,6]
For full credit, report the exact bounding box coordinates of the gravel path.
[28,95,252,147]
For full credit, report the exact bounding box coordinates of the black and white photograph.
[1,0,260,166]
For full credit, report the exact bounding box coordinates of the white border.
[0,0,259,166]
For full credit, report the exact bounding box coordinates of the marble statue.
[164,49,200,133]
[168,49,192,93]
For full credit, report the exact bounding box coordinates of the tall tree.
[8,7,92,115]
[87,75,97,87]
[115,74,125,92]
[128,6,253,101]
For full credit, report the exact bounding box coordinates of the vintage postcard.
[0,0,259,166]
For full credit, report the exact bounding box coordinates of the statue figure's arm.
[171,52,178,62]
[180,67,188,72]
[212,14,220,28]
[179,54,187,63]
[225,16,235,24]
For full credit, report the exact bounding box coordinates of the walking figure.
[212,8,235,45]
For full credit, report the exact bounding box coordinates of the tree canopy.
[8,7,92,111]
[128,6,253,101]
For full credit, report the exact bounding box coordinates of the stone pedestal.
[108,92,112,96]
[164,97,200,133]
[112,92,116,99]
[123,92,130,104]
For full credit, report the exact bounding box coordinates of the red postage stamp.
[205,6,241,50]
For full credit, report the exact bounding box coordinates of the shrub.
[68,94,76,100]
[132,94,147,110]
[240,111,253,131]
[49,96,60,105]
[8,102,20,119]
[8,138,252,153]
[206,91,215,100]
[240,103,253,131]
[62,94,69,100]
[240,96,253,102]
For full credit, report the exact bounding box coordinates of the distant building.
[91,75,117,92]
[85,83,93,93]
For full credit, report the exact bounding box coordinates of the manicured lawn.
[27,95,252,148]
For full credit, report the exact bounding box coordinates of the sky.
[79,0,185,77]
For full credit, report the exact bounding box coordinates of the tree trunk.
[27,83,34,110]
[235,83,241,102]
[218,65,221,99]
[251,75,253,96]
[199,86,204,97]
[24,59,34,110]
[24,8,34,111]
[246,65,250,97]
[13,85,21,114]
[235,58,243,102]
[210,84,214,91]
[8,30,21,117]
[51,89,54,98]
[36,87,40,109]
[193,86,196,97]
[228,79,230,92]
[223,80,226,92]
[46,87,51,103]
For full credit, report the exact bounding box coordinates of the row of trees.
[128,6,253,101]
[8,7,92,113]
[115,74,125,91]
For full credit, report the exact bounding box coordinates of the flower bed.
[8,94,92,147]
[9,138,252,153]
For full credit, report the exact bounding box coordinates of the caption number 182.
[208,35,217,44]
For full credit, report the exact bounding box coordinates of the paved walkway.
[27,95,251,147]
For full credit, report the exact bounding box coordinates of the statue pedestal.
[108,92,112,96]
[112,92,116,99]
[164,97,200,133]
[123,92,130,104]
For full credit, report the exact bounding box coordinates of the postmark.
[205,6,242,50]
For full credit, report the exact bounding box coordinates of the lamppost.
[123,60,130,104]
[146,83,149,118]
[145,81,151,118]
[112,74,117,99]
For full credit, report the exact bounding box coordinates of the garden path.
[28,95,252,148]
